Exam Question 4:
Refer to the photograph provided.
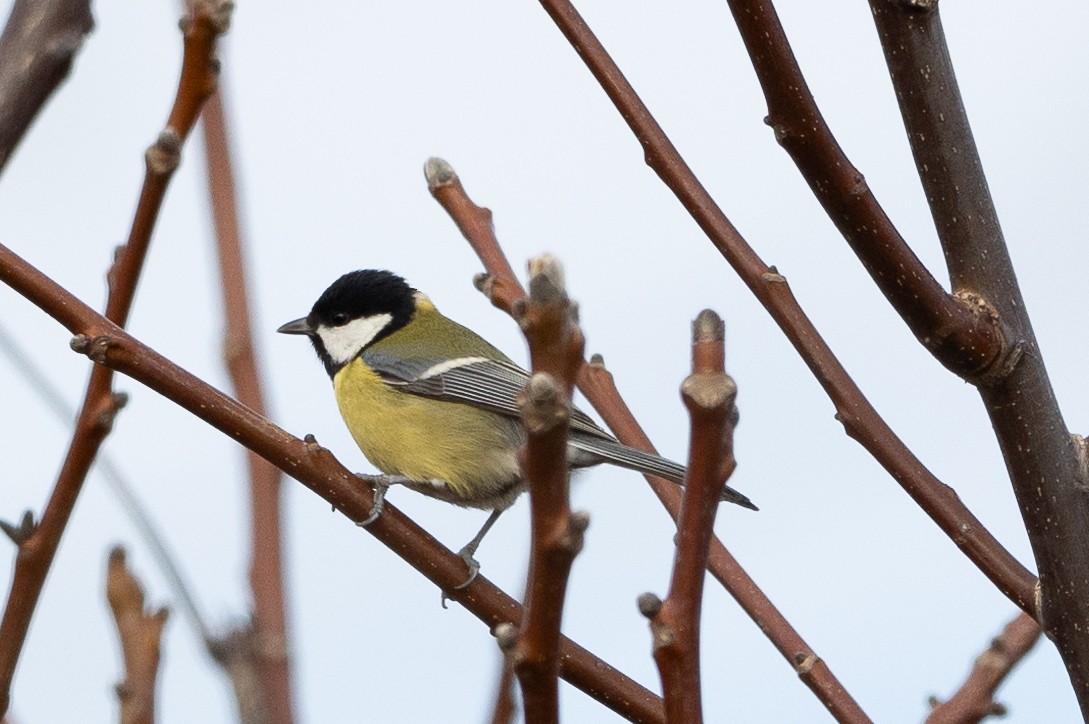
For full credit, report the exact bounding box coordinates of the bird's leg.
[454,508,504,589]
[355,474,412,527]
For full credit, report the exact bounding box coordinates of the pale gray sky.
[2,1,1086,721]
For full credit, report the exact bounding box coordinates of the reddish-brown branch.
[928,612,1042,724]
[869,3,1089,708]
[723,0,1005,380]
[0,0,93,172]
[584,362,871,722]
[489,657,517,724]
[530,0,1037,614]
[201,85,295,723]
[643,310,737,723]
[0,3,230,715]
[106,547,169,724]
[508,256,587,723]
[0,242,665,724]
[427,159,871,722]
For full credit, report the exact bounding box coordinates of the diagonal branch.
[426,158,871,723]
[0,241,666,724]
[0,0,93,172]
[530,0,1037,615]
[869,2,1089,709]
[0,2,230,715]
[927,611,1042,724]
[201,84,295,724]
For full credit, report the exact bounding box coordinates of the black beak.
[277,317,313,335]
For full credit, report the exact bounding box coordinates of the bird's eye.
[330,312,349,326]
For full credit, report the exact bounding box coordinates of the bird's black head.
[278,269,416,377]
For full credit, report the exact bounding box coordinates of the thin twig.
[927,612,1042,724]
[106,546,169,724]
[0,242,666,724]
[869,2,1089,708]
[641,310,737,723]
[0,3,230,715]
[0,0,93,172]
[426,158,871,722]
[201,83,295,724]
[531,0,1037,615]
[508,255,588,723]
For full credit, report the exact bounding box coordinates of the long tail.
[568,436,758,511]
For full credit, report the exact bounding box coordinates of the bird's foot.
[355,474,411,527]
[454,545,482,589]
[440,545,482,609]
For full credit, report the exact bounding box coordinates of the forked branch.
[869,2,1089,708]
[724,0,1006,379]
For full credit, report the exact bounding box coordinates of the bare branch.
[107,547,169,724]
[507,256,587,722]
[0,242,666,724]
[927,612,1042,724]
[642,310,736,723]
[201,84,295,723]
[530,0,1037,615]
[0,3,229,714]
[427,158,871,723]
[489,658,517,724]
[724,0,1005,379]
[0,320,212,643]
[0,0,93,172]
[870,2,1089,708]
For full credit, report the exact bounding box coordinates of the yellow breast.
[333,358,522,508]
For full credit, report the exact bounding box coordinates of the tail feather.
[568,436,758,511]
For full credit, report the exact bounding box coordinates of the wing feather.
[362,352,615,441]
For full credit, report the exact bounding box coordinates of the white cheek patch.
[316,313,393,364]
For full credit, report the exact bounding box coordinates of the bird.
[278,269,757,584]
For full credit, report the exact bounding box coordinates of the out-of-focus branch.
[724,0,1005,380]
[489,659,517,724]
[507,256,588,723]
[869,3,1089,708]
[640,310,737,723]
[201,83,295,724]
[106,547,169,724]
[927,612,1042,724]
[0,243,666,724]
[0,3,231,716]
[0,321,211,644]
[426,158,871,723]
[0,0,93,172]
[530,0,1037,615]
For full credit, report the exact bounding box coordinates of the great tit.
[278,269,756,578]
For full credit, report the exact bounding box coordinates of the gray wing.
[362,351,615,441]
[363,350,759,511]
